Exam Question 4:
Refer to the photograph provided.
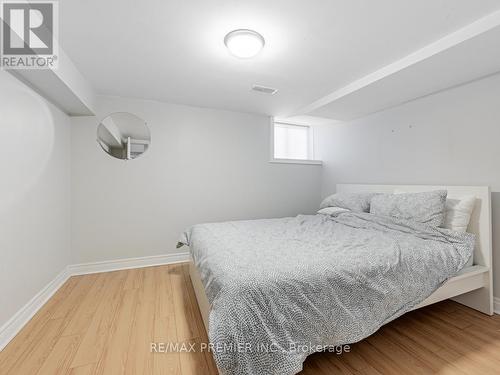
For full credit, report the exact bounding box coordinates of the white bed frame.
[189,184,494,334]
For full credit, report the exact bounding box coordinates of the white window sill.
[269,158,323,166]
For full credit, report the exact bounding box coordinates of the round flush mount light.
[224,29,265,58]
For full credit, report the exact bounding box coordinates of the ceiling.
[60,0,500,117]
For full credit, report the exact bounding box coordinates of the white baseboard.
[494,297,500,315]
[0,251,190,352]
[68,252,190,276]
[0,268,71,351]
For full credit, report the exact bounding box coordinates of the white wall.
[316,73,500,298]
[0,71,71,327]
[71,96,322,264]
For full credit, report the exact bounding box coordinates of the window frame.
[269,118,322,165]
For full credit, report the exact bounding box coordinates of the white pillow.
[444,195,476,267]
[442,195,476,232]
[317,207,350,216]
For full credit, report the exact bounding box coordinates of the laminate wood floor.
[1,264,500,375]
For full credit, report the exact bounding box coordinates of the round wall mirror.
[97,112,150,160]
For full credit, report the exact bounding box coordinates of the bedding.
[392,190,476,266]
[319,192,377,212]
[178,212,474,375]
[316,206,350,215]
[370,190,447,226]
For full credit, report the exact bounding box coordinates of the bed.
[182,184,493,375]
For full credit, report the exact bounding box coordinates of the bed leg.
[452,284,494,315]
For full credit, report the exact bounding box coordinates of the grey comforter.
[179,212,474,375]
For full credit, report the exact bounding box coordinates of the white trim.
[68,252,190,276]
[273,117,316,127]
[269,158,322,165]
[0,251,190,352]
[269,116,275,161]
[494,297,500,315]
[0,268,71,351]
[269,116,322,165]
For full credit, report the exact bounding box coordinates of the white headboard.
[336,184,492,270]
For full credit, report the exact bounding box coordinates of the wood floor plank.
[333,348,384,375]
[124,265,156,375]
[70,270,128,369]
[3,264,500,375]
[301,352,337,375]
[153,265,181,374]
[415,310,500,359]
[36,334,81,375]
[382,326,466,375]
[123,268,145,291]
[62,272,110,336]
[425,307,473,330]
[50,274,99,320]
[352,340,403,375]
[366,330,435,375]
[68,363,95,375]
[391,315,445,353]
[395,319,491,375]
[7,318,68,375]
[405,311,500,374]
[321,352,355,375]
[94,289,139,375]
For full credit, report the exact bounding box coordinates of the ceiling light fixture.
[252,84,278,95]
[224,29,265,58]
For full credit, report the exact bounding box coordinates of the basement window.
[270,120,322,165]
